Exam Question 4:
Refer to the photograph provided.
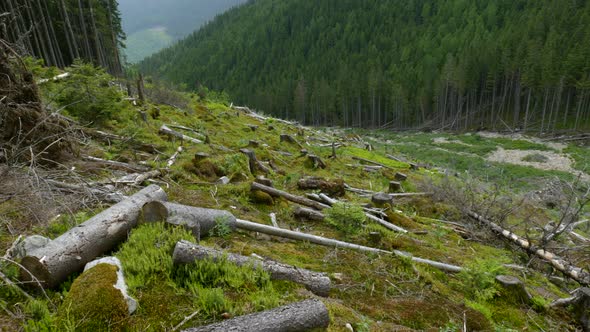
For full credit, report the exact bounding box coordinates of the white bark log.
[159,125,203,144]
[20,185,167,288]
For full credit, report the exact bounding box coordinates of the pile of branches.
[0,39,72,164]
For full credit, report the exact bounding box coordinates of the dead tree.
[182,299,330,332]
[469,211,590,285]
[551,287,590,331]
[159,125,204,144]
[173,240,331,296]
[251,182,328,210]
[142,201,237,238]
[293,206,326,221]
[20,185,167,288]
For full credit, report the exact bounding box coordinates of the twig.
[171,310,200,332]
[0,257,55,309]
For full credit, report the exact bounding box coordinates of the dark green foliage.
[55,60,124,125]
[140,0,590,131]
[325,202,366,235]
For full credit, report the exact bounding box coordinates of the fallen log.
[235,219,462,273]
[307,154,327,169]
[141,201,236,237]
[83,155,150,172]
[44,179,125,203]
[351,156,395,170]
[468,211,590,285]
[159,125,203,144]
[166,124,206,139]
[297,177,345,197]
[182,298,329,332]
[20,185,168,288]
[251,182,329,210]
[173,241,330,296]
[280,134,302,147]
[294,206,326,221]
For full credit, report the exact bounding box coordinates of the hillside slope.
[139,0,590,132]
[1,60,589,331]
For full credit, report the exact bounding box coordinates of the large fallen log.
[173,240,331,296]
[20,185,167,288]
[235,219,462,273]
[468,211,590,285]
[141,201,236,237]
[251,182,328,210]
[182,299,329,332]
[351,156,395,170]
[159,125,203,144]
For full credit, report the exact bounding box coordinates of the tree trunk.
[182,299,330,332]
[77,0,92,60]
[235,218,462,273]
[141,201,236,238]
[20,185,167,288]
[159,125,204,144]
[251,182,329,210]
[60,0,80,60]
[173,240,331,296]
[468,211,590,285]
[293,206,325,221]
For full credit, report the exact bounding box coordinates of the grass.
[1,65,586,331]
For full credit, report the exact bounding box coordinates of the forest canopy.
[139,0,590,132]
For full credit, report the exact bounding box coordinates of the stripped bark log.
[235,219,461,272]
[141,201,236,237]
[351,156,394,170]
[173,240,330,296]
[159,125,203,144]
[166,124,206,139]
[83,155,150,172]
[468,211,590,285]
[182,298,330,332]
[251,182,329,210]
[20,185,167,288]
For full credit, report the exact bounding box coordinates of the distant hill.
[119,0,246,63]
[139,0,590,132]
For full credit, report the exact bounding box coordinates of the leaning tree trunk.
[141,201,236,238]
[20,185,167,288]
[468,211,590,285]
[182,299,330,332]
[173,240,331,296]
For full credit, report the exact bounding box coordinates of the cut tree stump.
[297,176,345,197]
[194,152,210,162]
[551,287,590,331]
[495,275,532,304]
[394,172,408,181]
[247,124,258,132]
[141,201,236,237]
[307,154,327,169]
[240,149,270,175]
[20,185,167,288]
[280,134,302,147]
[173,240,331,296]
[389,181,402,193]
[182,298,329,332]
[248,140,260,148]
[159,125,203,144]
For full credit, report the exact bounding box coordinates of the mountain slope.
[139,0,590,131]
[119,0,246,62]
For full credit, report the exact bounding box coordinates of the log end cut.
[20,255,52,288]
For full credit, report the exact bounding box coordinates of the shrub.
[325,202,366,235]
[56,60,123,125]
[458,258,506,302]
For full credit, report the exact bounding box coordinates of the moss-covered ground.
[0,64,588,331]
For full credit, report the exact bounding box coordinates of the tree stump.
[247,124,258,132]
[280,134,300,146]
[372,193,393,207]
[307,154,327,169]
[297,176,345,197]
[182,299,330,332]
[248,140,260,148]
[194,152,210,162]
[173,240,331,296]
[495,275,532,304]
[297,127,305,136]
[240,148,270,175]
[389,181,402,193]
[300,149,308,156]
[84,257,137,314]
[394,172,408,181]
[551,288,590,330]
